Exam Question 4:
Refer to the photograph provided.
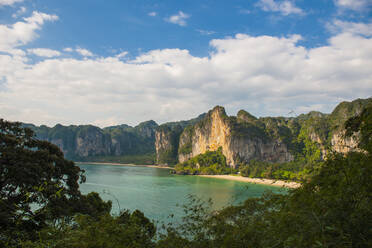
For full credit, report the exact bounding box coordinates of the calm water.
[78,163,285,224]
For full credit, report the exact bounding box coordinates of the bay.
[78,163,286,224]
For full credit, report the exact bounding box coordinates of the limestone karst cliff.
[22,97,371,165]
[176,106,293,167]
[25,120,159,161]
[155,98,372,167]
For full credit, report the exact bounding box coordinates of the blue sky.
[0,0,371,127]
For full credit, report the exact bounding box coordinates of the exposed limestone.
[178,106,293,167]
[331,130,360,154]
[155,125,182,165]
[156,98,371,167]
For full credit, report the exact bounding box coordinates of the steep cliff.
[178,106,293,167]
[157,97,372,167]
[154,114,206,165]
[27,120,159,161]
[155,125,182,165]
[23,97,371,165]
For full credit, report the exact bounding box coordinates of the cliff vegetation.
[156,98,371,180]
[175,147,233,175]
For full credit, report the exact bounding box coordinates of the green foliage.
[239,159,317,181]
[175,148,233,175]
[329,98,372,130]
[178,143,192,155]
[345,102,372,153]
[158,149,179,165]
[297,127,323,163]
[0,119,112,246]
[178,125,194,155]
[21,211,156,248]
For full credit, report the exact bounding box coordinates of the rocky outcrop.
[156,98,371,167]
[331,130,360,154]
[177,106,293,167]
[75,126,112,157]
[155,125,182,165]
[24,97,371,164]
[28,121,159,161]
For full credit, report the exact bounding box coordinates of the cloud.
[0,14,371,127]
[12,6,26,18]
[197,29,216,35]
[27,48,61,57]
[76,47,94,57]
[0,11,58,53]
[257,0,303,15]
[0,0,23,6]
[148,12,157,17]
[63,47,73,52]
[115,51,128,58]
[327,20,372,36]
[165,11,190,26]
[334,0,372,11]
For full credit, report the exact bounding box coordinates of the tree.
[23,211,156,248]
[0,119,111,245]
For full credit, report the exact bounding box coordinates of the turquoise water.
[78,163,285,224]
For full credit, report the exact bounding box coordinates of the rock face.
[155,114,206,165]
[74,126,112,157]
[27,121,159,161]
[155,98,372,167]
[155,126,181,165]
[24,97,371,164]
[331,131,360,154]
[177,106,293,167]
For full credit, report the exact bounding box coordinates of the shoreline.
[75,162,300,188]
[75,161,174,170]
[198,175,301,188]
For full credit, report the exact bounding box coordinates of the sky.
[0,0,371,127]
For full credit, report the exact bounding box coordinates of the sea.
[78,163,286,225]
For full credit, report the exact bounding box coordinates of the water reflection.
[78,163,284,223]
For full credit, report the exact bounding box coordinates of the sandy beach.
[198,175,301,188]
[75,162,174,170]
[76,162,300,188]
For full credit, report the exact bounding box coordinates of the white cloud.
[166,11,190,26]
[76,47,94,57]
[27,48,61,57]
[148,12,157,17]
[257,0,303,15]
[12,6,26,18]
[63,47,73,52]
[334,0,372,11]
[327,20,372,36]
[0,15,371,127]
[116,51,128,58]
[0,11,58,53]
[0,0,23,6]
[197,29,216,35]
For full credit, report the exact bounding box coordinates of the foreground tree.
[0,119,111,246]
[22,210,156,248]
